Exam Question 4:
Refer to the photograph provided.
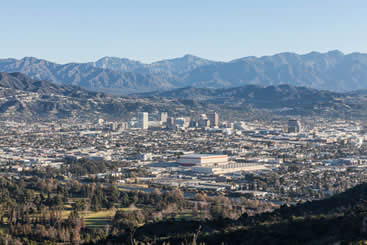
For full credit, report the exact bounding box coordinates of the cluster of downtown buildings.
[136,111,220,130]
[0,114,367,201]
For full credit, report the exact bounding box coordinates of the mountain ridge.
[1,71,367,120]
[2,50,367,94]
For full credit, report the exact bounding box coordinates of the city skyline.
[1,1,367,243]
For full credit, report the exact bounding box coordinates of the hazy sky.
[1,0,366,63]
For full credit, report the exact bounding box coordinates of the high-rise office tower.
[167,117,175,129]
[288,119,302,133]
[138,112,149,129]
[208,111,219,127]
[160,112,168,124]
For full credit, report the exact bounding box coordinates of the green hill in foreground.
[99,183,367,244]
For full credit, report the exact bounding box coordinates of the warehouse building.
[178,154,228,167]
[178,154,267,174]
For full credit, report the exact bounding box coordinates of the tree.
[113,210,145,245]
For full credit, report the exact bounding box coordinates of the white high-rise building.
[138,112,149,129]
[160,112,168,124]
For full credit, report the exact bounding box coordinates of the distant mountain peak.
[96,56,141,63]
[152,54,209,63]
[21,56,42,63]
[1,50,367,95]
[21,56,38,60]
[326,49,344,56]
[181,54,203,60]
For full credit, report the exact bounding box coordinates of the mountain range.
[0,72,185,121]
[1,71,367,120]
[139,84,367,118]
[1,50,367,95]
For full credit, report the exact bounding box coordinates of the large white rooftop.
[181,154,227,159]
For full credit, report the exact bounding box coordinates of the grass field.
[83,209,115,229]
[24,204,194,230]
[60,203,116,229]
[80,207,192,229]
